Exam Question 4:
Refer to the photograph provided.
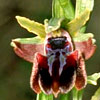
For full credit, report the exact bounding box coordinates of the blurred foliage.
[91,87,100,100]
[0,0,100,100]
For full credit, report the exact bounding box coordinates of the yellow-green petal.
[16,16,46,39]
[67,9,90,37]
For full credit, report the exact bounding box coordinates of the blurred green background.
[0,0,100,100]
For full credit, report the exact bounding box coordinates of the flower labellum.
[30,29,87,97]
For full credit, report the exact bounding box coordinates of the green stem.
[72,88,84,100]
[36,92,53,100]
[78,89,84,100]
[59,91,71,100]
[72,88,78,100]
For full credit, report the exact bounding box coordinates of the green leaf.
[67,9,90,37]
[87,73,100,85]
[36,92,53,100]
[52,0,74,21]
[91,87,100,100]
[16,16,46,38]
[75,0,94,17]
[44,18,64,33]
[11,36,44,46]
[73,33,94,42]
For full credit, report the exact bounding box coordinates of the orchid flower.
[11,0,100,100]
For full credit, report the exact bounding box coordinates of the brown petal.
[74,38,96,60]
[13,41,44,63]
[75,53,87,90]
